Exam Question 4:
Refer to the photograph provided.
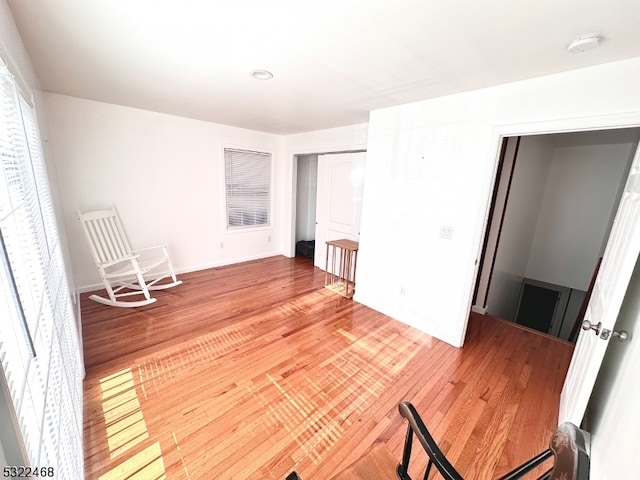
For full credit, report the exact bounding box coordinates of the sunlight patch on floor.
[244,325,425,469]
[100,368,149,459]
[172,431,192,479]
[135,326,250,397]
[98,441,166,480]
[249,374,346,466]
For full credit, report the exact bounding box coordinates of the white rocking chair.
[79,207,182,307]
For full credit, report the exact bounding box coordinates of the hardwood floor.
[81,256,574,479]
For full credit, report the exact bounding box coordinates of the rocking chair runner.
[79,207,182,307]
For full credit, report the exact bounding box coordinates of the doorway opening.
[294,154,318,263]
[473,128,640,341]
[293,151,366,270]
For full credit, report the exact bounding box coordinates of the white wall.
[43,96,367,289]
[527,131,638,290]
[0,0,38,89]
[486,136,553,320]
[44,93,285,289]
[295,155,318,242]
[356,56,640,347]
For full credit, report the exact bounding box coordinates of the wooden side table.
[325,239,359,299]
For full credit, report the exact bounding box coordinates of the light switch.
[439,226,453,240]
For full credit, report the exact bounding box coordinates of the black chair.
[397,401,588,480]
[286,400,590,480]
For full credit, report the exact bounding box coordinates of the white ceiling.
[7,0,640,135]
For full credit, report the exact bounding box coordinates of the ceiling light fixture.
[250,69,273,80]
[567,33,603,53]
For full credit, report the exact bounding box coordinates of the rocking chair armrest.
[131,244,169,254]
[100,254,140,268]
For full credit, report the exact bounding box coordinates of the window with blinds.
[0,60,83,477]
[224,148,271,229]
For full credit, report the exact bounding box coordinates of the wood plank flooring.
[81,255,574,480]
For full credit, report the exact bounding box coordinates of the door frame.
[470,111,640,321]
[313,152,366,270]
[464,111,640,420]
[474,128,637,333]
[290,149,366,259]
[472,136,521,314]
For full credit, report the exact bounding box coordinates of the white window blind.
[224,148,271,228]
[0,60,83,478]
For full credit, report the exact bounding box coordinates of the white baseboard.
[77,252,283,293]
[78,282,104,294]
[471,305,487,315]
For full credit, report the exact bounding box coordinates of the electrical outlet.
[220,242,224,249]
[400,286,406,296]
[268,235,271,242]
[439,226,453,240]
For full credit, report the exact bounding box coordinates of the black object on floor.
[295,240,315,259]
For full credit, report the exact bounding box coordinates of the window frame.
[222,146,274,232]
[0,55,83,478]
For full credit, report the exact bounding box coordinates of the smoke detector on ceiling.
[250,69,274,80]
[567,33,603,53]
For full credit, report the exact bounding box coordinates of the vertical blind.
[224,148,271,228]
[0,59,83,477]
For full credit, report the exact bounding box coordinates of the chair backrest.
[397,401,590,480]
[397,401,464,480]
[79,208,132,266]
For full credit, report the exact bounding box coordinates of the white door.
[314,152,365,270]
[559,142,640,426]
[587,279,639,478]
